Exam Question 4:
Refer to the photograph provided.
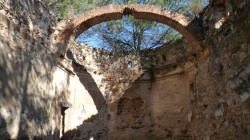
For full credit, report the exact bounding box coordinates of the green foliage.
[45,0,94,18]
[184,0,208,18]
[78,0,207,51]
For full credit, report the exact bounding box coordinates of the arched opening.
[57,4,202,140]
[57,4,203,55]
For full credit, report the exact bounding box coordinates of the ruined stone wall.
[151,62,196,139]
[0,0,102,139]
[65,32,198,139]
[65,0,249,139]
[187,0,250,139]
[68,39,195,101]
[70,39,194,73]
[0,0,249,139]
[0,0,58,139]
[105,64,197,139]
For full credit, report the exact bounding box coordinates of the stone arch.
[57,4,202,54]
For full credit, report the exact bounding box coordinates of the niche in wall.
[116,97,145,129]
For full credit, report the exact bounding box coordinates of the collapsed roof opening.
[58,4,203,55]
[75,16,183,51]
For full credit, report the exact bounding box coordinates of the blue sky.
[75,0,209,49]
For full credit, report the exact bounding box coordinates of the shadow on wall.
[61,50,108,140]
[62,49,155,139]
[0,36,56,139]
[0,1,71,139]
[0,114,11,139]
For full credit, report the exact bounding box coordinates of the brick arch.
[58,4,202,53]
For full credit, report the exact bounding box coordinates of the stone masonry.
[0,0,249,140]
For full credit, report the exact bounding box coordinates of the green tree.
[45,0,208,51]
[45,0,95,18]
[77,0,207,51]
